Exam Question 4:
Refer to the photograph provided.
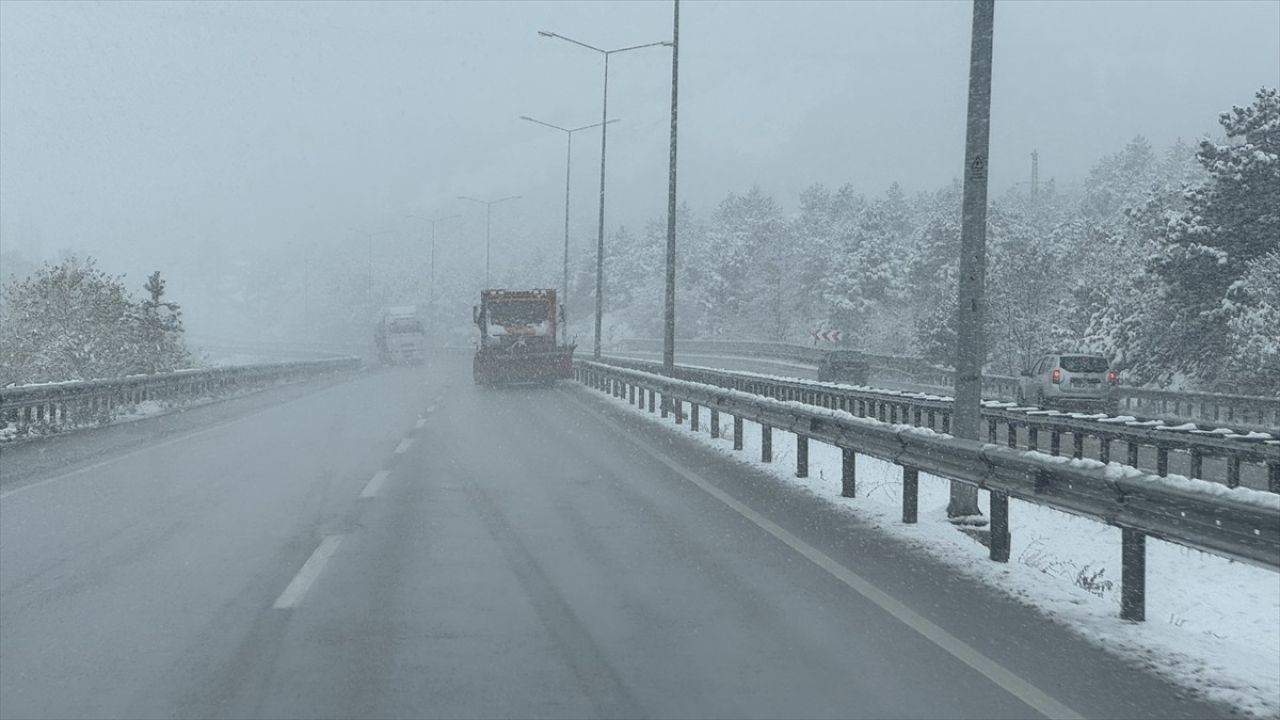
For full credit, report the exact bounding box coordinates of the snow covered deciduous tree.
[0,256,191,385]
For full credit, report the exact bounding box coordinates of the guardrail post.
[733,416,744,451]
[988,418,998,443]
[1227,456,1241,489]
[941,413,950,434]
[842,448,856,497]
[1121,528,1146,622]
[711,409,720,439]
[913,408,922,426]
[1072,433,1084,460]
[690,403,700,431]
[1099,437,1111,464]
[761,425,772,462]
[675,399,684,424]
[796,435,808,478]
[661,394,669,418]
[1127,441,1139,467]
[1189,449,1203,479]
[1006,423,1017,448]
[1050,430,1061,456]
[990,491,1010,562]
[902,466,918,523]
[1268,461,1279,493]
[649,389,656,413]
[629,384,636,405]
[877,402,887,423]
[1156,448,1169,477]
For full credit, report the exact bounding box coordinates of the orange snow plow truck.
[472,288,575,385]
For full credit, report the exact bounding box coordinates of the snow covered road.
[0,357,1244,718]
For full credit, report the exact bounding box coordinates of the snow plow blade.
[473,348,576,385]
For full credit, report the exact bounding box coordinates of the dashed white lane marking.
[360,470,391,498]
[562,388,1084,720]
[394,439,414,454]
[273,535,344,609]
[425,405,437,414]
[414,418,426,430]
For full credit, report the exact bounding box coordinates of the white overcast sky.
[2,0,1278,281]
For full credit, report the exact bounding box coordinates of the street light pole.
[663,0,680,374]
[538,31,672,360]
[407,214,458,321]
[949,0,996,521]
[519,116,619,345]
[457,195,520,287]
[594,52,609,360]
[362,228,398,313]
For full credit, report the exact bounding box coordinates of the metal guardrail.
[602,355,1280,493]
[0,357,362,440]
[576,360,1280,622]
[614,338,1280,430]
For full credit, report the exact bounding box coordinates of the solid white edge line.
[561,386,1084,720]
[2,418,239,501]
[361,470,391,498]
[272,535,344,609]
[0,378,349,501]
[394,438,413,454]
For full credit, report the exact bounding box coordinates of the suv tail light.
[1107,369,1118,384]
[1051,368,1062,384]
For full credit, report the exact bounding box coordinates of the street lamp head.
[537,31,556,38]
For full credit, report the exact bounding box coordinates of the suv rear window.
[1059,355,1108,373]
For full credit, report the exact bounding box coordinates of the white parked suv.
[1017,353,1119,413]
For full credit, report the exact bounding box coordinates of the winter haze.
[1,0,1277,353]
[3,3,1280,719]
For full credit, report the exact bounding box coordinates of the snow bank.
[592,384,1280,718]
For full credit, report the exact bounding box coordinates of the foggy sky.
[2,0,1278,289]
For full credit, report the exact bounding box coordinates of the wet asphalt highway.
[0,357,1235,719]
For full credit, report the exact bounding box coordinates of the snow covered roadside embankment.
[585,380,1280,718]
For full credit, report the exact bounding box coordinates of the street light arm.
[570,118,621,133]
[520,115,572,133]
[538,31,606,54]
[611,40,674,54]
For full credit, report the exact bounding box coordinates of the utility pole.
[662,0,680,374]
[948,0,995,521]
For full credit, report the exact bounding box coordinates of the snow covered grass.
[590,385,1280,718]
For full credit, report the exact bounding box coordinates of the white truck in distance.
[375,306,427,365]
